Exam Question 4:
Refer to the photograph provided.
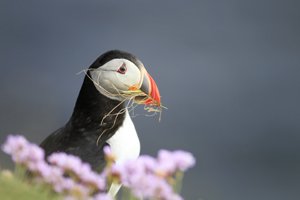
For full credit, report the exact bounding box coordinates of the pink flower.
[2,135,45,165]
[103,146,112,156]
[103,148,196,200]
[93,193,112,200]
[172,150,196,171]
[48,152,106,191]
[3,135,195,200]
[2,134,50,180]
[156,149,196,175]
[48,153,82,174]
[2,135,28,155]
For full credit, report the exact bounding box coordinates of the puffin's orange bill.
[143,72,161,106]
[129,71,161,106]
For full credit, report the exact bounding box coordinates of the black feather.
[40,50,139,172]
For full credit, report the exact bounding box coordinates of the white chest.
[106,110,140,163]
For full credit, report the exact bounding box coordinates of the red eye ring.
[117,63,127,74]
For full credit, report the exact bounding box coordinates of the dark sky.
[1,1,300,200]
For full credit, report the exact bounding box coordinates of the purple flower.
[48,153,83,175]
[28,144,45,161]
[155,150,178,177]
[63,196,77,200]
[103,146,112,156]
[29,160,50,174]
[103,146,116,162]
[2,135,195,200]
[48,152,106,191]
[106,149,195,199]
[62,177,77,191]
[80,167,106,190]
[136,155,157,172]
[41,166,65,192]
[127,173,180,200]
[116,159,146,187]
[2,135,45,164]
[109,158,182,200]
[156,149,196,175]
[2,134,48,177]
[2,135,28,155]
[172,150,196,171]
[93,193,113,200]
[68,183,90,199]
[109,164,124,183]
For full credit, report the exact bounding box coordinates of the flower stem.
[14,165,26,180]
[173,171,184,193]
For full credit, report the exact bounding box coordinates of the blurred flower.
[2,135,28,155]
[48,153,82,175]
[136,155,157,172]
[156,149,196,176]
[172,150,196,171]
[79,165,106,190]
[104,150,193,200]
[156,150,177,176]
[2,135,195,200]
[69,183,90,199]
[103,145,115,163]
[48,152,106,191]
[2,135,44,165]
[93,193,112,200]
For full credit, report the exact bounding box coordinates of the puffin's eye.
[117,63,127,74]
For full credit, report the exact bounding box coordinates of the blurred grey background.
[1,0,300,200]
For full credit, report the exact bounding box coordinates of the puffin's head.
[87,50,161,107]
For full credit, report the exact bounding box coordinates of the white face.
[89,58,144,101]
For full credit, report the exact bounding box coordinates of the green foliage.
[0,170,61,200]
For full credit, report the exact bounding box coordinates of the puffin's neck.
[67,75,126,135]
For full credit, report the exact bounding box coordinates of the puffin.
[40,50,161,193]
